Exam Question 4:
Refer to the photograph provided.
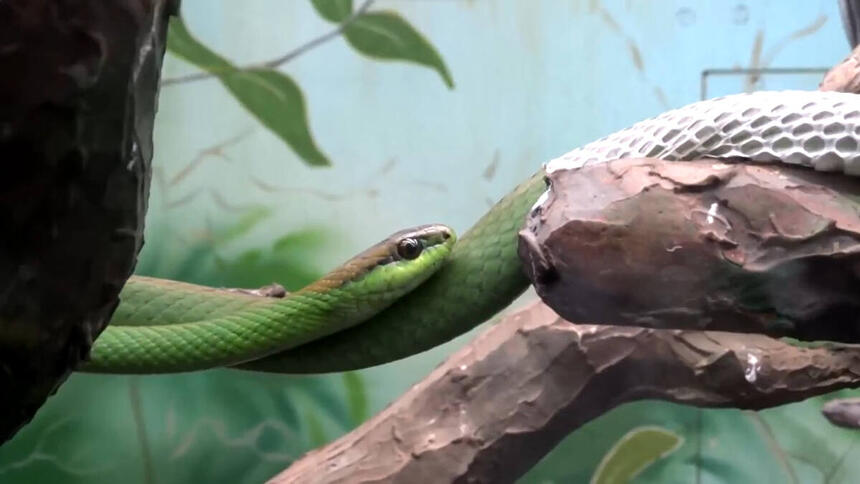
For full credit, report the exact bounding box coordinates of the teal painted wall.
[3,2,857,483]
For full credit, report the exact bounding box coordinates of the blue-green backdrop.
[2,1,857,483]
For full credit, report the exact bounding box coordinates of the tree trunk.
[0,0,177,443]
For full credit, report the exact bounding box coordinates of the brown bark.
[820,44,860,93]
[269,300,860,484]
[822,397,860,428]
[519,158,860,343]
[0,0,176,442]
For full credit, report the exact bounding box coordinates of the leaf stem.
[161,0,375,86]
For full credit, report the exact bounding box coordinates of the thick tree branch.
[520,158,860,343]
[269,301,860,484]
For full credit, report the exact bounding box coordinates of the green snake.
[82,90,860,375]
[82,225,456,373]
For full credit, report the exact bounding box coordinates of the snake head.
[387,224,456,261]
[367,224,457,293]
[310,224,456,299]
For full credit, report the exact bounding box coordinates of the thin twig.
[262,0,375,68]
[161,0,375,86]
[168,128,253,186]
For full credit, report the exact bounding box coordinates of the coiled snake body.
[83,90,860,375]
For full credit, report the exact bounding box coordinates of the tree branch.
[519,158,860,343]
[160,0,375,86]
[269,300,860,484]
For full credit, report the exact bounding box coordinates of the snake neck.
[240,170,548,373]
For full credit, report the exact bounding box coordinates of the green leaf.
[311,0,352,22]
[171,244,216,283]
[343,12,454,89]
[166,17,331,166]
[212,227,331,291]
[273,230,330,254]
[166,16,231,71]
[294,377,352,430]
[591,426,683,484]
[342,372,369,425]
[211,206,272,246]
[221,69,330,166]
[304,411,329,448]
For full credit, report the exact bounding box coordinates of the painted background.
[2,1,857,483]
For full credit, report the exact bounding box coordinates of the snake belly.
[241,90,860,375]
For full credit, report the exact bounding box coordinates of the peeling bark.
[519,158,860,343]
[269,301,860,484]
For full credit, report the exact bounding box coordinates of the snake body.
[547,89,860,175]
[83,225,455,373]
[84,90,860,375]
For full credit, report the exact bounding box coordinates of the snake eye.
[396,238,422,260]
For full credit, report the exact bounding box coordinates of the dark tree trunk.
[0,0,177,443]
